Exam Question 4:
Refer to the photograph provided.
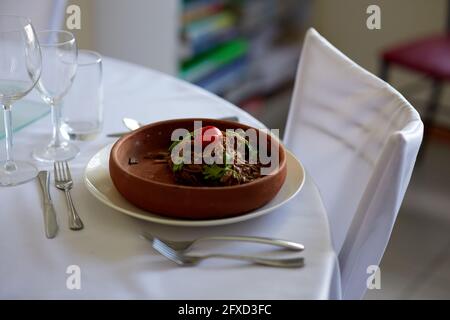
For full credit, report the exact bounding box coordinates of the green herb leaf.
[172,162,184,172]
[203,164,224,180]
[203,164,233,180]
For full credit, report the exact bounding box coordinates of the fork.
[141,232,304,253]
[152,238,304,268]
[54,161,84,230]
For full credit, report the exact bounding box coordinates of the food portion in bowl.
[140,125,266,187]
[109,118,286,219]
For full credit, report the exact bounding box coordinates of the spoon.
[106,118,142,137]
[123,117,142,131]
[107,116,240,137]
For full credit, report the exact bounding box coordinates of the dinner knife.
[37,171,58,239]
[106,116,239,137]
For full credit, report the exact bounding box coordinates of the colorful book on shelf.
[184,11,236,43]
[196,57,248,94]
[181,28,238,61]
[182,0,226,25]
[180,39,248,83]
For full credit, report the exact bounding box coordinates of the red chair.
[380,3,450,156]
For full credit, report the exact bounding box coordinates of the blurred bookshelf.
[178,0,311,107]
[88,0,311,111]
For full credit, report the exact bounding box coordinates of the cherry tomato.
[197,126,223,147]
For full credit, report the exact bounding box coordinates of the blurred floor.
[365,140,450,300]
[244,89,450,300]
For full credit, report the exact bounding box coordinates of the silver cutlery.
[141,232,304,253]
[106,132,132,138]
[152,237,304,268]
[106,116,240,137]
[37,171,58,238]
[123,116,240,131]
[123,117,141,131]
[54,161,84,230]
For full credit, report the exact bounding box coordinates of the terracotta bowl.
[109,118,287,220]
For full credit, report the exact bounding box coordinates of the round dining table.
[0,57,340,299]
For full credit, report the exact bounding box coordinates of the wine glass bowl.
[0,15,42,186]
[32,30,79,162]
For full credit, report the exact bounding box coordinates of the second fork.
[152,238,304,268]
[54,161,84,230]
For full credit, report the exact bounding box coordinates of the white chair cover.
[284,28,423,299]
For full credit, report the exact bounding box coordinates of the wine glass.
[0,15,42,186]
[32,30,79,162]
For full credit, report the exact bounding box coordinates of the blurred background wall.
[71,0,447,70]
[313,0,447,73]
[67,0,449,128]
[312,0,450,127]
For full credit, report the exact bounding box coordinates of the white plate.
[84,144,305,227]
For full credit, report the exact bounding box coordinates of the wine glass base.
[0,161,38,186]
[32,141,80,162]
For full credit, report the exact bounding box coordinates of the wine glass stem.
[51,101,63,147]
[2,104,16,171]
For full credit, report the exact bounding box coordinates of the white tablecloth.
[0,57,340,299]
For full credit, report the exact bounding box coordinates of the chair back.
[284,28,423,299]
